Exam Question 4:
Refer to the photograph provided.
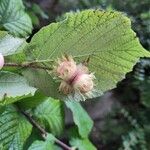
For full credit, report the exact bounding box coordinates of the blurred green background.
[23,0,150,149]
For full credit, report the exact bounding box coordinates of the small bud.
[73,73,95,93]
[0,53,4,69]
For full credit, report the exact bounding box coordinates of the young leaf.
[28,140,54,150]
[70,138,96,150]
[0,105,32,149]
[65,100,93,138]
[28,133,61,150]
[0,31,26,56]
[68,127,96,150]
[0,71,36,106]
[24,10,150,100]
[28,133,62,150]
[33,98,64,135]
[0,0,32,37]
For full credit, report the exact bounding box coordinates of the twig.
[22,110,47,137]
[4,63,52,71]
[21,110,72,150]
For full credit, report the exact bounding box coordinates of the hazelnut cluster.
[54,55,95,96]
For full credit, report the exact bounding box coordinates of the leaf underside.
[24,10,150,100]
[0,71,36,105]
[0,31,26,56]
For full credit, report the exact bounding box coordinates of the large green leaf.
[65,100,93,138]
[0,31,26,56]
[24,10,150,100]
[0,105,32,150]
[33,98,64,135]
[0,0,32,37]
[0,71,36,106]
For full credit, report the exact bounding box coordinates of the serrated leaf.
[0,105,32,150]
[70,138,96,150]
[0,71,36,106]
[0,31,26,56]
[65,100,93,138]
[24,10,150,100]
[0,0,32,37]
[33,98,64,135]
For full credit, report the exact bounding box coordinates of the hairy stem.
[4,63,52,70]
[21,110,72,150]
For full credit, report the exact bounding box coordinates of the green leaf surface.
[0,0,32,37]
[24,10,150,100]
[65,100,93,138]
[33,98,64,135]
[0,105,32,150]
[0,31,26,56]
[28,140,54,150]
[70,138,96,150]
[17,91,47,110]
[0,71,36,106]
[0,105,5,114]
[23,69,61,99]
